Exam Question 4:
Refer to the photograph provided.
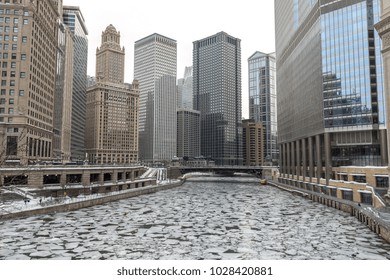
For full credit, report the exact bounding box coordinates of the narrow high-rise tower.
[86,25,139,164]
[193,32,242,165]
[248,51,277,165]
[63,6,88,162]
[134,33,177,162]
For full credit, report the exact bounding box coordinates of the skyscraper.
[375,0,390,195]
[275,0,385,185]
[85,25,139,164]
[193,31,242,165]
[177,66,193,110]
[53,20,73,163]
[242,119,264,166]
[134,33,177,162]
[0,0,59,165]
[248,51,277,165]
[63,6,88,162]
[177,109,200,158]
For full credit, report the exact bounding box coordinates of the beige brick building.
[86,25,139,164]
[242,119,264,166]
[0,0,60,165]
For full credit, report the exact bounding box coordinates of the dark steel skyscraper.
[275,0,385,184]
[193,32,242,165]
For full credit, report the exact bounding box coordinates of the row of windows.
[0,52,26,59]
[1,89,24,95]
[1,70,25,77]
[0,17,28,24]
[0,107,13,113]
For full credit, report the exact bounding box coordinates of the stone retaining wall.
[0,181,183,221]
[270,181,390,244]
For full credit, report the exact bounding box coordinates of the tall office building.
[53,21,73,163]
[375,0,390,195]
[275,0,385,185]
[86,25,139,164]
[63,6,88,162]
[193,31,242,165]
[242,119,264,166]
[248,51,277,165]
[177,66,193,109]
[0,0,59,165]
[134,33,177,162]
[177,109,200,158]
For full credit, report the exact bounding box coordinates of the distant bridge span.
[169,165,277,178]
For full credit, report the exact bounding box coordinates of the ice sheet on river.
[0,181,389,260]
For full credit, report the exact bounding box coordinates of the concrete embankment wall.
[0,181,184,221]
[269,181,390,244]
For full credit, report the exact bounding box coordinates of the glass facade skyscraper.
[63,6,88,162]
[193,32,242,165]
[248,52,278,165]
[177,66,193,110]
[275,0,386,184]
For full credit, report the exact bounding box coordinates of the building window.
[9,89,14,95]
[11,62,16,68]
[6,135,17,156]
[352,175,366,183]
[22,36,27,43]
[10,80,15,86]
[21,53,26,60]
[8,108,13,114]
[0,108,4,114]
[20,72,25,78]
[23,19,28,25]
[9,98,14,104]
[375,176,389,188]
[1,89,5,95]
[19,90,24,96]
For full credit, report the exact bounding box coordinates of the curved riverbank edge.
[0,181,184,221]
[269,180,390,244]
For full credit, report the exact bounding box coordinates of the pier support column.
[291,141,296,179]
[324,133,332,185]
[308,136,314,182]
[302,138,307,182]
[296,140,301,179]
[82,171,90,186]
[99,172,104,185]
[287,142,291,179]
[280,144,285,177]
[316,134,322,184]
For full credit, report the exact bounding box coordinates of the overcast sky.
[63,0,276,118]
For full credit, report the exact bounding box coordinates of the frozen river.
[1,177,390,260]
